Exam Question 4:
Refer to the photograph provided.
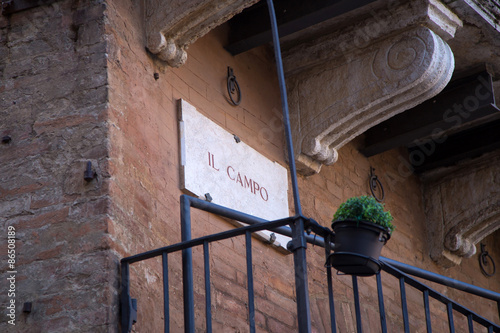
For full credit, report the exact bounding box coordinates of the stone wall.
[0,0,117,332]
[1,0,499,332]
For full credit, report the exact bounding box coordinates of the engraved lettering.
[208,152,219,171]
[227,165,235,180]
[260,187,269,201]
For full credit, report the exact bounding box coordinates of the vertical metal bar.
[265,0,302,216]
[162,253,170,333]
[246,231,256,333]
[203,241,212,333]
[399,277,410,333]
[290,217,312,333]
[376,273,387,333]
[488,326,493,333]
[120,261,131,333]
[325,235,337,333]
[423,289,432,333]
[497,301,500,323]
[265,1,311,330]
[180,195,195,333]
[467,314,474,333]
[352,275,363,333]
[447,302,455,333]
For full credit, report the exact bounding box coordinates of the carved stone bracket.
[145,0,258,67]
[284,0,462,175]
[422,150,500,267]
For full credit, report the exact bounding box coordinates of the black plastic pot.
[326,220,391,276]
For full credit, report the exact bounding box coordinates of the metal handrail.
[381,256,500,303]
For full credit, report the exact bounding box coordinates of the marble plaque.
[179,100,290,250]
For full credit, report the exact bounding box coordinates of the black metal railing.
[120,194,328,333]
[120,194,500,333]
[377,260,500,333]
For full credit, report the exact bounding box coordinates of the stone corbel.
[284,0,462,175]
[423,151,500,267]
[145,0,258,67]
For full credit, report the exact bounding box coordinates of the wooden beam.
[407,119,500,173]
[361,71,499,157]
[225,0,376,55]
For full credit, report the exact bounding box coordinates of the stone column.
[283,0,462,175]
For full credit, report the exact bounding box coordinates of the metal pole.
[265,1,310,331]
[325,234,337,333]
[289,217,312,333]
[162,253,170,333]
[180,195,195,332]
[203,241,212,332]
[120,261,131,333]
[265,0,302,216]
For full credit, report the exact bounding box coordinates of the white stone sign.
[179,100,290,250]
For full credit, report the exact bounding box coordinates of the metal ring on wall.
[369,167,385,202]
[479,243,496,277]
[227,67,241,106]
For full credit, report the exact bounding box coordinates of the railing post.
[162,253,170,333]
[325,234,337,333]
[376,273,387,333]
[203,241,212,332]
[352,276,363,333]
[246,231,256,333]
[180,195,195,333]
[290,217,312,333]
[120,261,137,333]
[423,290,432,333]
[497,301,500,323]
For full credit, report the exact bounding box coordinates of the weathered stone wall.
[1,0,499,332]
[0,0,117,332]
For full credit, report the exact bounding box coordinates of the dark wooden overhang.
[361,71,500,173]
[225,0,376,55]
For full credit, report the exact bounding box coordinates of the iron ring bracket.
[479,243,496,277]
[227,66,241,106]
[369,167,385,202]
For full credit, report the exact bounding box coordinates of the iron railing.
[120,194,500,333]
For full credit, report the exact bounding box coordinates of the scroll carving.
[285,1,462,175]
[145,0,258,67]
[423,151,500,267]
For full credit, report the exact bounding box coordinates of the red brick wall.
[1,0,499,332]
[105,0,500,331]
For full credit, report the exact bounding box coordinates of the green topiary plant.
[333,195,395,234]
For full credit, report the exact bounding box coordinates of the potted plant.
[326,195,395,276]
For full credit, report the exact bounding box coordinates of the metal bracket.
[227,67,241,106]
[84,161,96,182]
[369,167,385,202]
[479,243,496,277]
[286,217,309,251]
[122,296,137,332]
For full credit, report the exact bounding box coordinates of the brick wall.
[106,0,500,331]
[1,0,499,332]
